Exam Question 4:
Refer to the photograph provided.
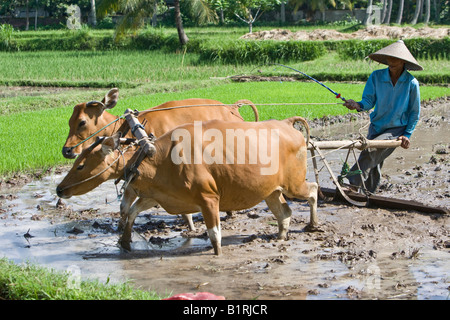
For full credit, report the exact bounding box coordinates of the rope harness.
[67,101,343,153]
[58,137,137,193]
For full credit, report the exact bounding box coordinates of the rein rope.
[69,102,344,151]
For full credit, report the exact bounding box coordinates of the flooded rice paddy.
[0,99,448,300]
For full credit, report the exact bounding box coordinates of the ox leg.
[120,198,158,250]
[304,182,318,230]
[287,181,319,231]
[118,188,137,232]
[201,200,222,256]
[182,214,196,231]
[265,190,292,240]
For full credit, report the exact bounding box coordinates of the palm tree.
[97,0,216,45]
[174,0,188,45]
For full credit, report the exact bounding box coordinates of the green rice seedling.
[0,258,162,300]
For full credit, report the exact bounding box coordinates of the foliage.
[229,0,281,32]
[337,38,450,60]
[0,23,15,51]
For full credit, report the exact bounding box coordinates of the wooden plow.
[119,108,447,215]
[308,139,449,215]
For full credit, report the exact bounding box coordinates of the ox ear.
[101,132,121,156]
[102,88,119,110]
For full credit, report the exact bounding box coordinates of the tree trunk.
[25,0,30,31]
[418,0,424,20]
[363,0,373,25]
[151,2,157,27]
[433,0,438,23]
[174,0,189,45]
[411,0,422,24]
[424,0,430,24]
[90,0,97,26]
[34,0,38,30]
[247,9,254,34]
[280,2,285,23]
[381,0,387,23]
[384,0,393,23]
[219,9,224,24]
[395,0,404,24]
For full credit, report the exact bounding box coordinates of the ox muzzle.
[62,146,77,159]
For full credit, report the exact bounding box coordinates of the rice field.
[1,80,448,175]
[0,26,449,175]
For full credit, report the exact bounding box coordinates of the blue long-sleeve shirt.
[357,68,420,139]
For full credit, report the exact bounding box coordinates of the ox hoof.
[304,224,323,233]
[212,244,222,256]
[277,233,288,241]
[119,239,132,251]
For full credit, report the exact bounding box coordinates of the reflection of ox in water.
[57,117,318,255]
[61,88,259,231]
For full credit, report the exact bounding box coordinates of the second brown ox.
[62,88,259,159]
[57,117,318,255]
[61,88,259,231]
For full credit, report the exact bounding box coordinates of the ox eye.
[76,164,85,171]
[78,120,87,128]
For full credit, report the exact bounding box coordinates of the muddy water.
[0,107,448,300]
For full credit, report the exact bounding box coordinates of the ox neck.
[101,111,124,136]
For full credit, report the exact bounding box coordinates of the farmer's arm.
[344,72,377,112]
[398,79,421,149]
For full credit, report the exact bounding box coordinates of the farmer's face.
[386,57,405,70]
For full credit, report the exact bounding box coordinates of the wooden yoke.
[116,109,157,196]
[124,109,156,156]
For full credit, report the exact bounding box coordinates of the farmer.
[343,40,422,193]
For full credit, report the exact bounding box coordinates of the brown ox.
[61,88,258,231]
[57,117,318,255]
[62,88,259,159]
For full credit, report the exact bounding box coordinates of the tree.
[230,0,280,33]
[380,0,387,23]
[382,0,393,24]
[174,0,188,45]
[89,0,96,26]
[209,0,229,24]
[289,0,336,22]
[410,0,422,24]
[97,0,215,45]
[395,0,404,24]
[424,0,430,24]
[362,0,373,25]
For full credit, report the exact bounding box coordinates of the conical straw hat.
[368,40,423,71]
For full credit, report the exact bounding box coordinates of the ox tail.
[234,99,259,122]
[287,116,310,147]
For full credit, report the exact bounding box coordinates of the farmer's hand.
[343,99,361,112]
[398,136,410,149]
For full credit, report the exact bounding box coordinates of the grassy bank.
[0,258,161,300]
